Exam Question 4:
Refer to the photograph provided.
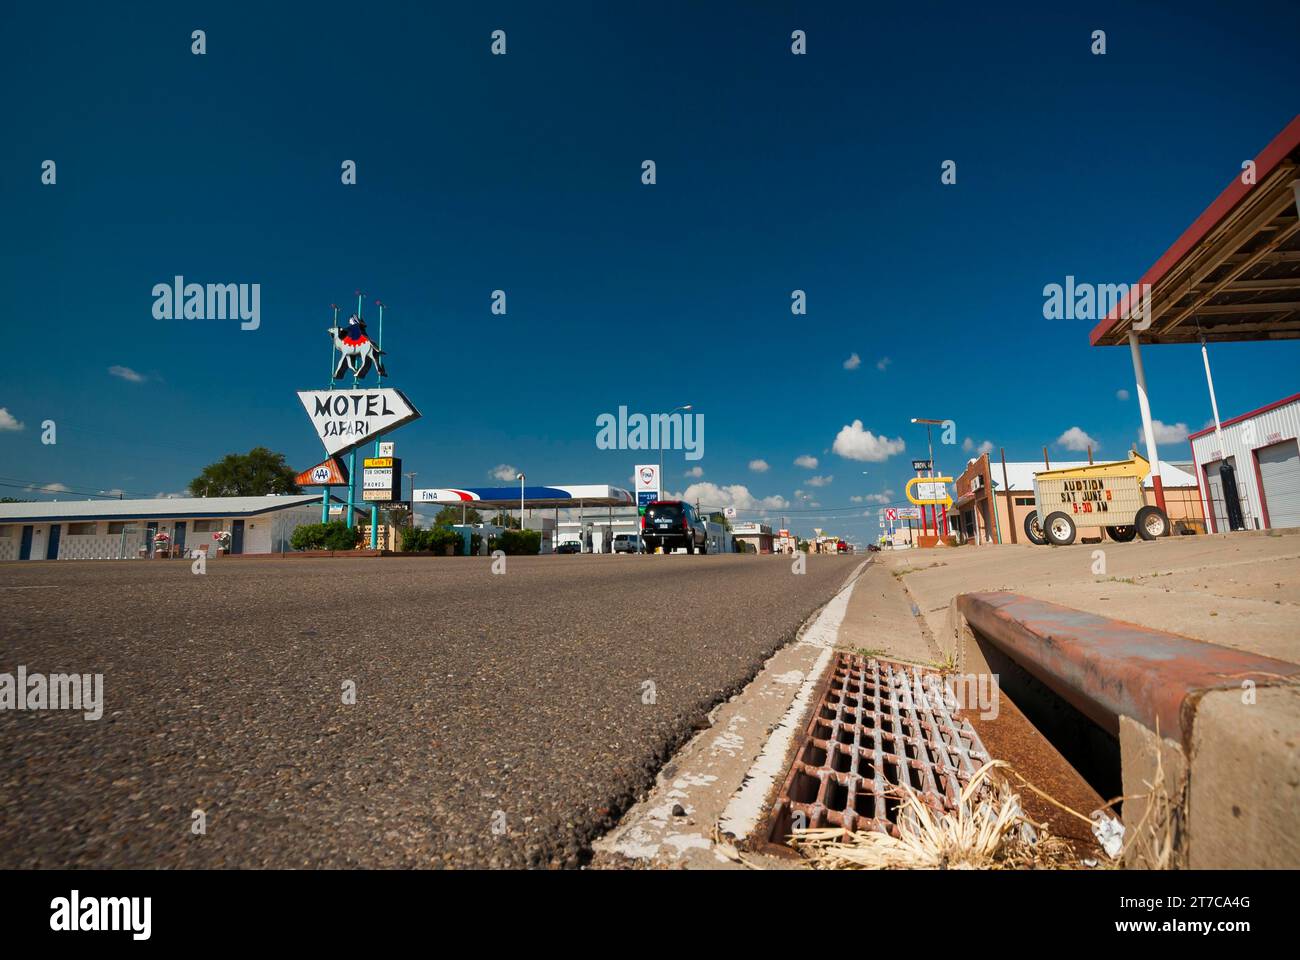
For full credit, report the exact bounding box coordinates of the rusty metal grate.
[766,653,991,843]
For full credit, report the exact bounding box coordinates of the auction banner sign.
[297,388,421,457]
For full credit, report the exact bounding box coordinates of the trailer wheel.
[1024,510,1047,545]
[1136,506,1169,540]
[1044,511,1077,546]
[1106,525,1137,542]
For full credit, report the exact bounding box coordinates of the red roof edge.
[1090,115,1300,347]
[1187,392,1300,442]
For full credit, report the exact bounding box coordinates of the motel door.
[231,520,245,554]
[46,524,61,560]
[173,521,187,552]
[19,525,33,560]
[146,522,159,557]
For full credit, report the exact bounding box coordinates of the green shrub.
[290,523,327,551]
[322,520,362,551]
[290,520,360,552]
[400,525,474,555]
[491,529,541,555]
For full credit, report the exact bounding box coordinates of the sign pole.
[323,303,339,524]
[345,291,363,530]
[370,299,385,549]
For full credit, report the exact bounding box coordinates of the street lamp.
[403,471,418,527]
[910,417,948,537]
[660,404,692,495]
[517,472,526,530]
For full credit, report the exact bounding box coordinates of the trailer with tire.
[1023,452,1169,546]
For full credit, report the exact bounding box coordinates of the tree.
[432,504,482,527]
[707,511,732,531]
[189,447,300,497]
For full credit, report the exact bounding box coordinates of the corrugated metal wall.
[1190,397,1300,530]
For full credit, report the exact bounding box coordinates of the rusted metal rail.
[956,591,1300,746]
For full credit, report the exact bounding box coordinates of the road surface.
[0,553,858,868]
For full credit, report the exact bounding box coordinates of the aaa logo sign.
[297,388,421,457]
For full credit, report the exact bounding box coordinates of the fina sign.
[634,463,660,515]
[297,388,421,457]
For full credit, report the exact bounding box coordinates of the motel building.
[0,494,360,562]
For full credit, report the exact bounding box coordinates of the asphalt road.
[0,553,859,868]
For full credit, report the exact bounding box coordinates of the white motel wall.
[0,495,345,561]
[1189,393,1300,532]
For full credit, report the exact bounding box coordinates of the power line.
[0,477,154,500]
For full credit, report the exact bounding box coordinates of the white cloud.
[669,482,789,512]
[98,488,125,497]
[1144,420,1190,444]
[109,365,145,383]
[36,482,69,493]
[0,407,23,431]
[876,356,891,372]
[153,490,187,499]
[489,464,519,482]
[1056,427,1098,452]
[683,465,703,478]
[863,491,893,504]
[748,458,770,473]
[805,475,833,487]
[794,454,819,469]
[842,352,861,370]
[1116,389,1130,401]
[832,421,906,462]
[850,495,863,503]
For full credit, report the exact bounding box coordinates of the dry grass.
[789,761,1080,870]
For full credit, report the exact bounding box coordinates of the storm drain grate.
[766,653,991,843]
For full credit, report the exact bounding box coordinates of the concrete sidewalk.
[885,529,1300,663]
[834,557,937,665]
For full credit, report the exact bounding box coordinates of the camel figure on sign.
[329,315,386,380]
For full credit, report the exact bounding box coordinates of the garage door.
[1258,439,1300,529]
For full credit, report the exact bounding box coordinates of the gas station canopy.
[413,484,634,509]
[1091,115,1300,346]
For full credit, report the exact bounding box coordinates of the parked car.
[555,540,582,554]
[640,500,708,554]
[612,533,642,554]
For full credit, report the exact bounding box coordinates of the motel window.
[67,522,98,535]
[1015,497,1034,506]
[107,522,132,534]
[0,525,11,538]
[192,520,224,533]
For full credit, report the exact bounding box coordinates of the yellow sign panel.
[905,476,953,508]
[363,457,394,468]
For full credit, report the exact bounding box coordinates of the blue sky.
[2,2,1299,540]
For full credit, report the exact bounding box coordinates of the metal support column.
[1128,330,1166,510]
